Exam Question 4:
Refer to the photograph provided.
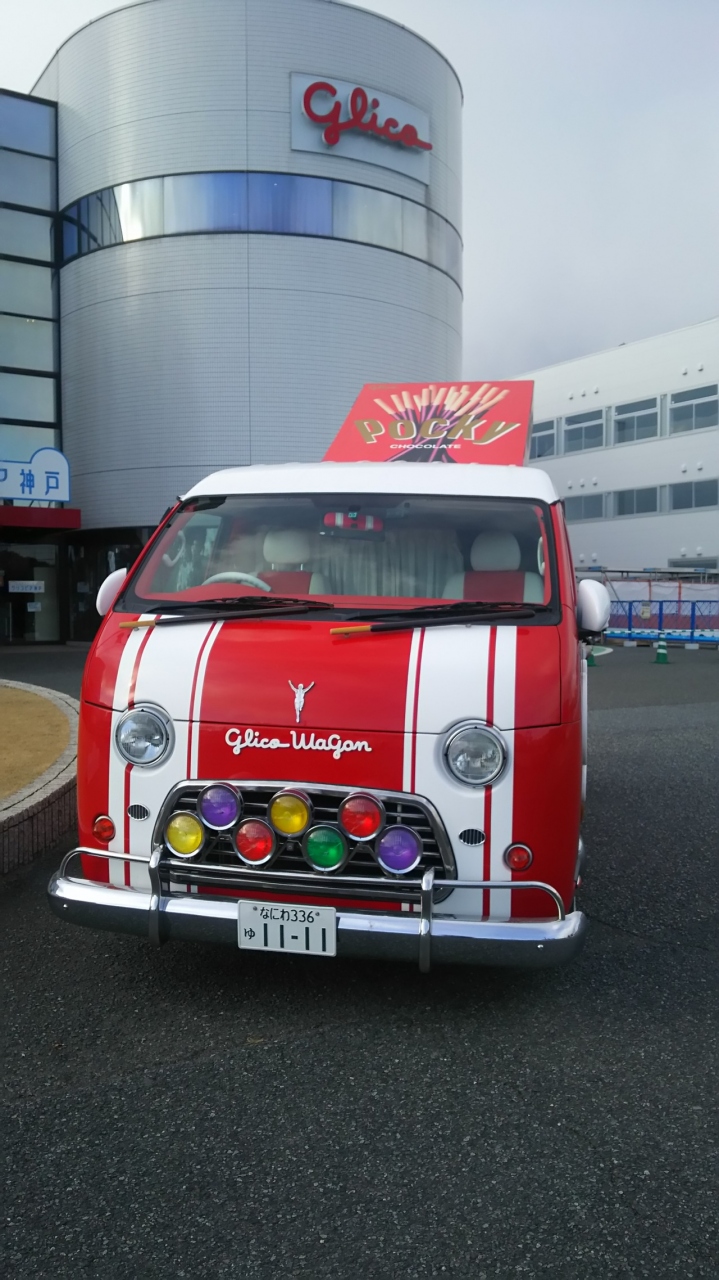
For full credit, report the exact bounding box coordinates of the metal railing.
[605,599,719,644]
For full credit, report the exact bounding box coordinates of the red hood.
[84,617,561,732]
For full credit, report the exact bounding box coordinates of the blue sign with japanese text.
[0,448,70,503]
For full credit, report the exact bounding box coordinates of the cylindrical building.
[33,0,463,530]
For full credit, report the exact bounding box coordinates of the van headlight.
[443,723,507,787]
[115,706,174,766]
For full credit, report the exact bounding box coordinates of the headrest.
[470,532,521,571]
[263,529,311,566]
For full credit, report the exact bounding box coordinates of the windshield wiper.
[149,595,336,613]
[345,600,549,622]
[331,600,542,637]
[118,597,337,630]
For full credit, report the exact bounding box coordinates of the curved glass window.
[60,172,462,287]
[164,172,247,234]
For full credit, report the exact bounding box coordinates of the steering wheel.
[201,571,272,592]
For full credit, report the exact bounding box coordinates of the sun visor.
[324,381,534,465]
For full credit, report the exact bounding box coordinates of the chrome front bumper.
[48,849,586,971]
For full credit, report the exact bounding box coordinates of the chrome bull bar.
[49,849,584,971]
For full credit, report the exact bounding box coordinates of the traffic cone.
[654,631,668,664]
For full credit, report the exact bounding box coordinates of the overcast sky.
[2,0,718,376]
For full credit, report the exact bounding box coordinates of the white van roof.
[184,462,559,504]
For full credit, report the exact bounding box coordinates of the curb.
[0,680,79,875]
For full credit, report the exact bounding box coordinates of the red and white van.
[49,451,610,970]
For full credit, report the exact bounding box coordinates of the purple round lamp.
[197,784,241,830]
[376,826,422,875]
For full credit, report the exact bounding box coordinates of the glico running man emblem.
[289,680,315,724]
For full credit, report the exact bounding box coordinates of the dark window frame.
[669,478,719,511]
[669,385,719,435]
[529,419,555,460]
[614,486,659,517]
[563,411,604,454]
[563,493,605,522]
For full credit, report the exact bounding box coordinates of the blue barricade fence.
[605,600,719,645]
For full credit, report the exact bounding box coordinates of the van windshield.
[120,492,558,614]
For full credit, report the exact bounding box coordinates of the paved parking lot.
[0,644,89,700]
[1,646,717,1278]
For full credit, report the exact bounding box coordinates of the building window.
[0,149,56,211]
[564,493,604,522]
[614,487,658,516]
[60,172,463,287]
[614,398,658,444]
[0,208,54,261]
[0,93,55,159]
[0,422,59,458]
[529,419,555,459]
[563,410,603,453]
[669,384,718,434]
[668,556,718,570]
[0,315,56,371]
[0,260,55,318]
[164,173,248,235]
[333,182,402,251]
[0,370,56,421]
[402,199,428,260]
[670,479,718,510]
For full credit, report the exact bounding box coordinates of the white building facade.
[525,318,719,573]
[31,0,463,531]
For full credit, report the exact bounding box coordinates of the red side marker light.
[93,815,116,843]
[503,843,533,872]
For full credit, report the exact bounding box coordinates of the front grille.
[155,781,455,904]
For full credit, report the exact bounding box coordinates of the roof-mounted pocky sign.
[291,74,432,183]
[323,382,534,466]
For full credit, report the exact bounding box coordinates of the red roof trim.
[0,506,81,530]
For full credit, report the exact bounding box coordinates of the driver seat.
[261,530,327,595]
[443,532,544,603]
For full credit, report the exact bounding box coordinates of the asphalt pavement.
[0,644,89,699]
[1,645,717,1278]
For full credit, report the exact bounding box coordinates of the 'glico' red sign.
[323,381,535,466]
[303,81,432,152]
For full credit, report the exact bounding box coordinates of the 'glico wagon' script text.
[225,728,372,760]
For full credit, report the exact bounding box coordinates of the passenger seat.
[443,532,544,603]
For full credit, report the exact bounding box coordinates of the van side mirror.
[576,578,611,638]
[96,567,127,616]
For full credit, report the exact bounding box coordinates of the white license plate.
[238,901,336,957]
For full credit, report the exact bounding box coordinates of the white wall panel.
[35,0,461,227]
[525,318,719,412]
[535,432,719,495]
[56,113,250,197]
[35,0,462,530]
[60,234,461,527]
[526,319,719,569]
[565,510,719,572]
